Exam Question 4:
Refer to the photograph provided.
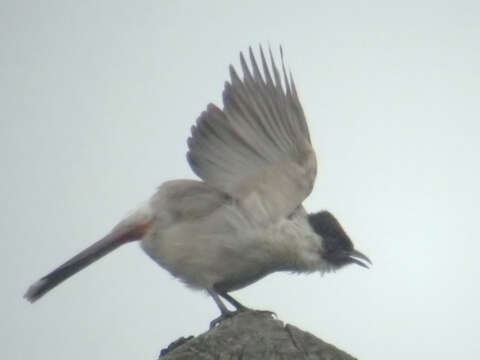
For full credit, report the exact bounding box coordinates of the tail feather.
[24,220,152,303]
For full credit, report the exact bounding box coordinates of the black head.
[307,211,371,269]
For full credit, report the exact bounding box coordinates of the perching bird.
[25,46,371,327]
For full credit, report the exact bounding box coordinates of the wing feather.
[187,46,317,221]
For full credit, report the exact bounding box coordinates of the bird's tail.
[24,215,152,303]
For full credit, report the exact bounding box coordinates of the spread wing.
[187,46,317,222]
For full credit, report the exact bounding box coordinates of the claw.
[209,308,277,328]
[209,310,240,328]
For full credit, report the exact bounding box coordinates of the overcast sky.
[2,1,479,359]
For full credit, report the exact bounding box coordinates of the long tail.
[24,217,152,303]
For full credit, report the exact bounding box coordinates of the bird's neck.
[262,218,329,273]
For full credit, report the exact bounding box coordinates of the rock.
[159,311,357,360]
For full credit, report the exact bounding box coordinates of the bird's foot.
[209,308,277,328]
[230,302,276,317]
[209,309,241,328]
[233,302,276,318]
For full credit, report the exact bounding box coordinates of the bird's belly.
[140,218,279,291]
[213,268,270,293]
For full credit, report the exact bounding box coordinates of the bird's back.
[140,179,321,292]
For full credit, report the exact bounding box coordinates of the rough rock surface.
[159,311,357,360]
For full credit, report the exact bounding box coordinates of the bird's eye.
[323,236,353,260]
[324,237,340,253]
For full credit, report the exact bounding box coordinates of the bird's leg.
[208,290,238,328]
[219,291,277,318]
[219,292,249,311]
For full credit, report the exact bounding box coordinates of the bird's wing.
[187,47,317,222]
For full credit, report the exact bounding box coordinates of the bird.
[24,46,371,327]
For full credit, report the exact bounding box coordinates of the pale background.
[2,1,479,359]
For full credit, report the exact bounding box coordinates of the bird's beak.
[348,249,372,269]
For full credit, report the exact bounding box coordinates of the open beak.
[348,249,372,269]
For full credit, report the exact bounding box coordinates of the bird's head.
[307,211,371,270]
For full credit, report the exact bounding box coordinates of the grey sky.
[2,1,479,359]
